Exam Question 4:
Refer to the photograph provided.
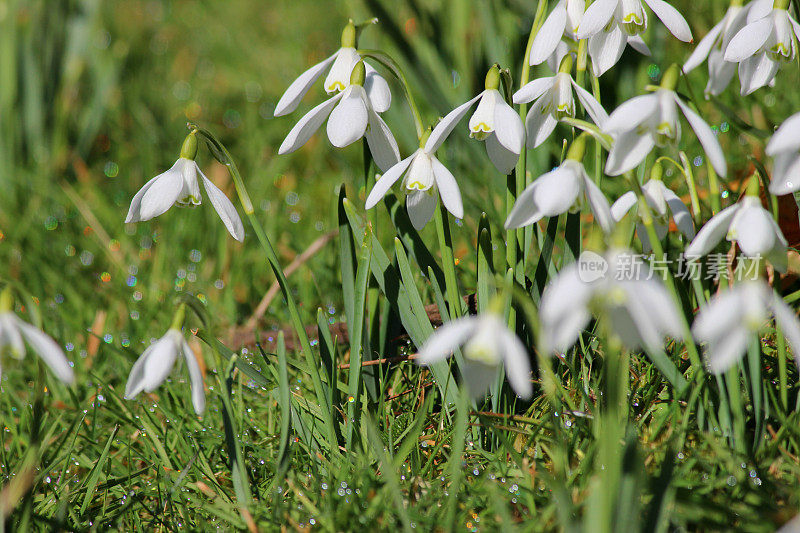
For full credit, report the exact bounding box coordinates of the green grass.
[3,0,800,530]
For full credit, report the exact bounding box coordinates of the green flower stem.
[625,173,704,373]
[518,0,549,271]
[707,163,722,214]
[434,202,462,319]
[190,125,339,451]
[777,322,788,409]
[357,50,424,137]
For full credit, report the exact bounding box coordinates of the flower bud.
[180,132,198,160]
[484,65,501,91]
[0,286,12,313]
[659,64,681,91]
[341,20,357,48]
[350,60,366,86]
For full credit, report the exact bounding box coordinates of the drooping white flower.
[724,1,800,94]
[365,130,463,229]
[685,193,788,272]
[529,0,586,66]
[273,20,390,116]
[766,111,800,195]
[125,133,244,242]
[278,61,400,172]
[505,136,615,232]
[603,66,727,178]
[427,66,524,175]
[683,2,754,96]
[692,279,800,374]
[576,0,692,76]
[125,325,205,415]
[416,313,532,400]
[540,249,683,353]
[513,58,608,148]
[611,177,695,252]
[0,289,74,384]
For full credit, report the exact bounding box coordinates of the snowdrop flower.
[427,65,524,175]
[692,279,800,374]
[278,60,400,172]
[576,0,691,76]
[513,56,608,148]
[0,287,74,383]
[273,20,390,116]
[685,184,788,272]
[724,0,800,94]
[529,0,585,66]
[766,111,800,195]
[505,135,614,232]
[540,249,683,353]
[603,65,727,178]
[416,312,532,400]
[683,2,754,96]
[365,128,463,229]
[125,305,205,415]
[125,133,244,241]
[611,168,695,251]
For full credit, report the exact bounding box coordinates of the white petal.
[632,279,683,338]
[486,133,521,175]
[126,174,160,223]
[705,50,738,95]
[129,161,184,222]
[142,333,180,393]
[769,153,800,195]
[525,98,559,148]
[611,191,638,221]
[733,204,779,257]
[530,5,569,65]
[469,90,501,135]
[0,315,24,359]
[365,152,416,209]
[703,326,749,374]
[124,344,156,399]
[724,18,772,62]
[692,286,747,343]
[627,35,652,56]
[493,100,525,155]
[643,0,692,41]
[425,93,484,153]
[274,53,337,116]
[498,328,533,399]
[181,340,206,415]
[16,320,74,384]
[507,166,579,228]
[684,204,739,257]
[364,63,392,113]
[675,97,727,178]
[278,92,343,154]
[739,52,779,95]
[416,317,480,365]
[684,19,724,72]
[583,174,615,233]
[577,0,617,38]
[365,109,401,172]
[513,77,556,104]
[766,112,800,156]
[770,294,800,363]
[661,185,695,239]
[431,156,463,219]
[461,360,500,400]
[406,190,437,230]
[605,129,656,176]
[540,264,593,353]
[327,86,369,148]
[604,93,659,134]
[199,171,245,241]
[588,23,628,76]
[324,47,359,93]
[571,79,609,126]
[747,0,774,23]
